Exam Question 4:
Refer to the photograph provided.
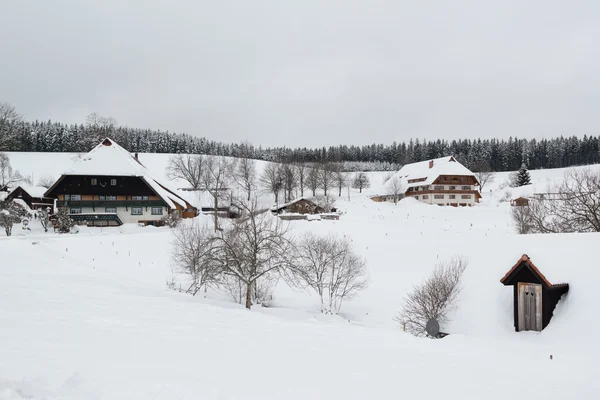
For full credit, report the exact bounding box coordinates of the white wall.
[69,206,167,224]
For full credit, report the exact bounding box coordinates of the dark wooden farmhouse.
[500,254,569,332]
[5,186,55,212]
[270,198,326,215]
[44,138,197,227]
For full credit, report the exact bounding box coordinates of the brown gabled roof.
[500,254,568,289]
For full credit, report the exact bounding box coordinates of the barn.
[510,197,529,207]
[5,186,55,213]
[500,254,569,332]
[270,197,326,215]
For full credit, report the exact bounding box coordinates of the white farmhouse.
[394,156,481,206]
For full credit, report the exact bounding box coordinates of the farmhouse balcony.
[57,200,165,208]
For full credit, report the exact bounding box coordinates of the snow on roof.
[394,156,477,188]
[8,186,50,198]
[178,189,232,209]
[270,197,315,211]
[56,138,189,210]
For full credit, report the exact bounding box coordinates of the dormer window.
[110,179,117,186]
[91,178,97,185]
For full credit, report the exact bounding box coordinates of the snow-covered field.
[1,153,599,399]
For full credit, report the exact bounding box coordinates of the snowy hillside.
[1,153,599,398]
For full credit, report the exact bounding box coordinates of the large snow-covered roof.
[394,156,476,188]
[50,138,189,210]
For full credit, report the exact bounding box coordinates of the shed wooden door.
[518,283,542,332]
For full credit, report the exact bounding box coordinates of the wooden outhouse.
[500,255,569,332]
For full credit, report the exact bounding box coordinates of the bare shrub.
[172,220,220,295]
[395,256,467,337]
[499,190,512,203]
[508,172,519,188]
[161,212,182,228]
[515,168,600,234]
[291,233,368,313]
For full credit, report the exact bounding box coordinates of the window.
[131,207,143,215]
[99,195,116,201]
[64,194,70,200]
[434,194,444,199]
[434,185,444,190]
[449,194,456,199]
[414,196,419,200]
[131,195,149,201]
[70,207,82,214]
[91,178,97,185]
[110,179,117,186]
[461,195,471,199]
[422,195,429,199]
[105,207,117,213]
[70,194,81,201]
[449,186,456,190]
[461,186,470,190]
[151,207,163,215]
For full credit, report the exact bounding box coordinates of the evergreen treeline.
[1,118,599,172]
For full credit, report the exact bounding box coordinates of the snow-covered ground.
[1,153,599,398]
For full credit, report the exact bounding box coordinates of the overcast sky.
[1,0,598,148]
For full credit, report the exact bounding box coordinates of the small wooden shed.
[500,254,569,332]
[510,197,529,207]
[270,198,326,215]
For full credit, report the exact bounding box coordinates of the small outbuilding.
[500,254,569,332]
[510,197,529,207]
[270,198,326,215]
[5,186,55,213]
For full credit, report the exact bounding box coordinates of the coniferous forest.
[0,114,598,172]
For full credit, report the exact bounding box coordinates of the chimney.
[134,152,139,161]
[429,160,434,169]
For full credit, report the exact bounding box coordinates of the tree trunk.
[245,282,252,309]
[338,185,342,197]
[213,193,219,231]
[359,187,362,193]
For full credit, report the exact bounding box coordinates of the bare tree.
[351,172,370,193]
[203,156,235,231]
[306,164,320,196]
[209,201,295,309]
[260,163,284,204]
[387,176,405,205]
[37,174,55,189]
[234,142,257,201]
[38,208,50,233]
[86,112,117,130]
[475,171,494,192]
[0,102,22,123]
[511,204,533,234]
[333,165,347,197]
[166,154,205,189]
[292,233,367,313]
[395,256,467,337]
[0,153,25,191]
[515,168,600,234]
[172,220,221,295]
[319,164,335,196]
[313,195,336,212]
[295,163,307,197]
[281,163,298,203]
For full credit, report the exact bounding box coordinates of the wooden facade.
[500,255,569,332]
[271,198,326,215]
[5,186,54,212]
[511,197,530,207]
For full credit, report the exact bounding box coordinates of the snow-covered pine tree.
[516,163,531,186]
[55,207,73,233]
